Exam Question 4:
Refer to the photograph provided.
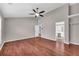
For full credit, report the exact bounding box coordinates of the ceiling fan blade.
[36,8,39,13]
[39,11,45,13]
[40,15,44,17]
[33,9,36,13]
[29,13,35,15]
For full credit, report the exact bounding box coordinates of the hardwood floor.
[0,37,79,56]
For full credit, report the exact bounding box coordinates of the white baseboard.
[0,36,35,50]
[41,36,56,41]
[5,36,35,43]
[64,41,69,44]
[70,42,79,45]
[0,41,5,50]
[41,36,70,45]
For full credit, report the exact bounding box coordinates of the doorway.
[55,21,65,53]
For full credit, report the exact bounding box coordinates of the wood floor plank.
[0,37,79,56]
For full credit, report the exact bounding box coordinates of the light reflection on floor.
[56,39,64,55]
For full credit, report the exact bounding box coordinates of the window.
[55,22,64,39]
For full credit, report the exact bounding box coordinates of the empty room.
[0,3,79,56]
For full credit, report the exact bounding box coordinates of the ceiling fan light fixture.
[35,13,39,17]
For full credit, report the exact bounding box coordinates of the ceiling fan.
[29,8,45,18]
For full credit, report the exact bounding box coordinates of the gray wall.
[39,4,69,44]
[70,17,79,45]
[0,10,5,48]
[4,17,36,42]
[69,3,79,15]
[69,4,79,45]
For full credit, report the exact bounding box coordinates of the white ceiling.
[0,3,65,18]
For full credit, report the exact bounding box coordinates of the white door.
[35,25,40,37]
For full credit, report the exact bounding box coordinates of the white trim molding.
[68,13,79,18]
[70,41,79,45]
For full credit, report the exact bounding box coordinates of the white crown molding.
[69,3,77,6]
